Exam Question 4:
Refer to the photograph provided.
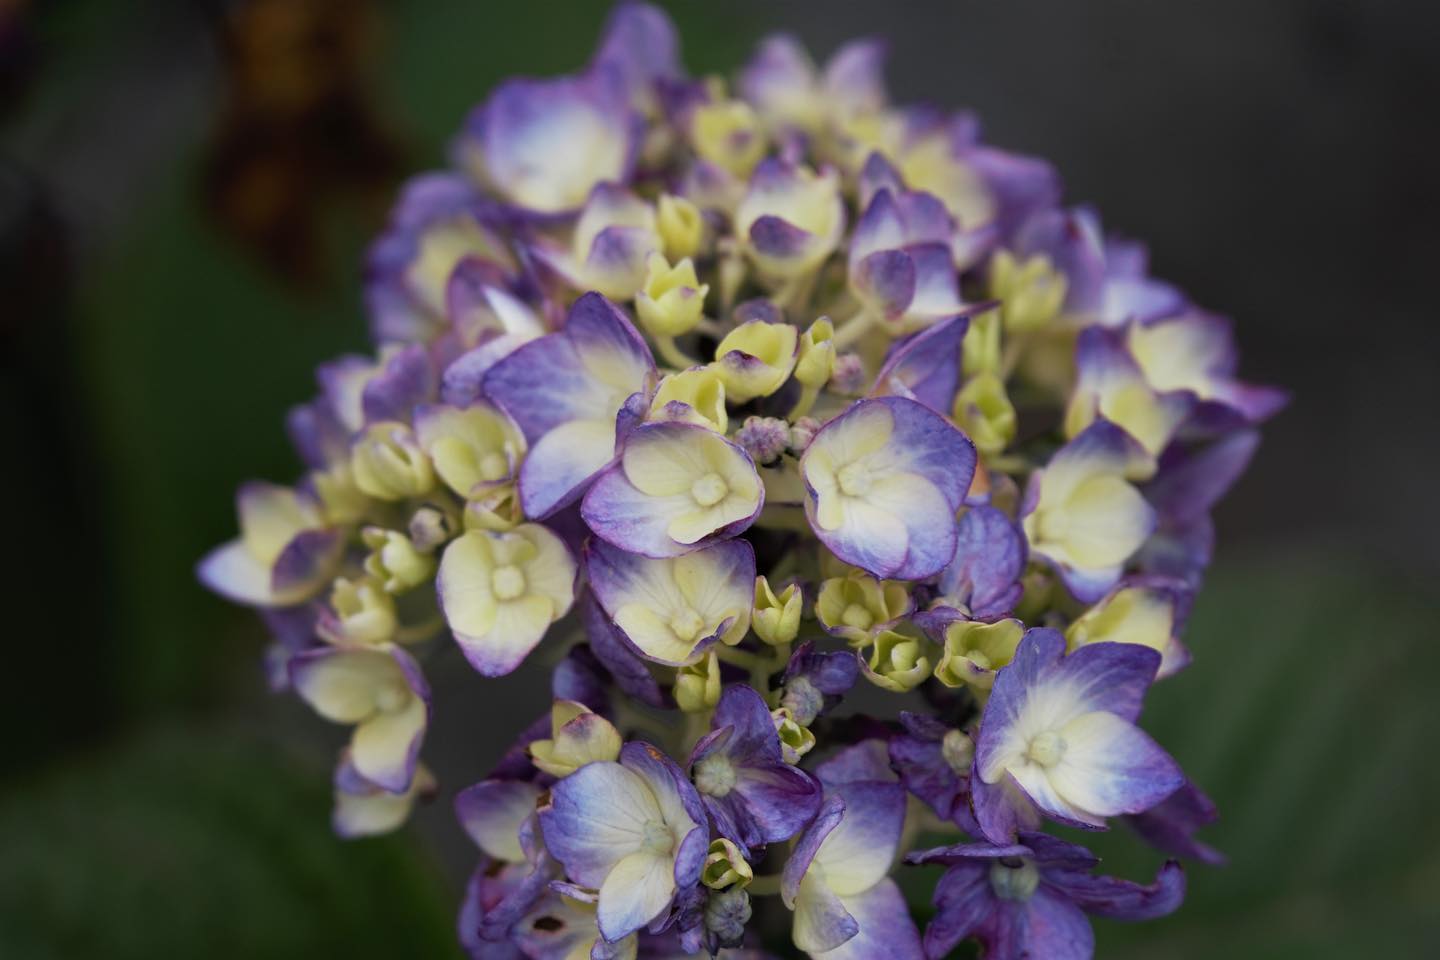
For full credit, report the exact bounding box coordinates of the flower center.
[693,753,737,798]
[840,603,874,631]
[691,472,730,507]
[478,452,510,483]
[1027,730,1067,767]
[836,461,873,497]
[641,821,675,856]
[670,607,706,643]
[491,565,527,601]
[989,857,1040,901]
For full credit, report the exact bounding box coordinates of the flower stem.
[655,335,698,369]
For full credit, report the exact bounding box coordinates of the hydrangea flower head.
[201,5,1280,957]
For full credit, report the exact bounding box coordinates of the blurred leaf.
[0,726,461,960]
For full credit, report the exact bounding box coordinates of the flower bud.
[828,352,866,395]
[787,416,821,453]
[636,253,709,338]
[320,576,398,647]
[771,706,815,764]
[408,502,459,552]
[962,309,1003,377]
[674,649,722,712]
[752,575,802,646]
[702,838,753,890]
[704,887,752,948]
[658,193,704,260]
[794,317,836,388]
[463,485,523,532]
[528,700,623,778]
[860,629,932,692]
[351,422,435,501]
[990,250,1067,333]
[310,462,372,526]
[953,371,1018,457]
[735,416,789,466]
[713,319,799,403]
[651,367,728,433]
[942,728,975,775]
[362,527,435,593]
[816,571,911,646]
[691,100,766,177]
[934,618,1024,692]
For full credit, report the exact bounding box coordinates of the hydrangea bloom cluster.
[201,6,1281,957]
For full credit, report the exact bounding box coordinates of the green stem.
[787,383,821,421]
[655,335,698,369]
[830,307,877,350]
[714,645,767,671]
[746,874,784,896]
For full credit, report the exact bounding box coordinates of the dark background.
[2,1,1437,956]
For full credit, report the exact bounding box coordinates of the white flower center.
[670,607,706,643]
[1027,730,1067,768]
[989,857,1039,901]
[836,461,873,497]
[641,820,675,856]
[691,472,730,507]
[491,565,528,601]
[694,753,737,798]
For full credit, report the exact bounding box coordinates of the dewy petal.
[1047,711,1184,818]
[823,879,923,960]
[455,779,542,863]
[539,760,661,888]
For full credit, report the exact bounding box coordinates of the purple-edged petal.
[456,779,543,863]
[1124,780,1225,865]
[852,249,916,319]
[1048,858,1186,921]
[937,504,1027,619]
[582,595,667,707]
[362,344,437,424]
[585,538,754,666]
[581,421,763,558]
[590,2,681,108]
[871,311,974,413]
[290,646,429,793]
[823,879,923,960]
[462,69,638,214]
[483,293,654,518]
[801,396,975,580]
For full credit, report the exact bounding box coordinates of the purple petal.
[582,595,667,707]
[871,311,974,414]
[362,344,437,424]
[781,794,844,907]
[938,505,1027,620]
[852,249,916,319]
[1124,780,1225,865]
[824,879,923,960]
[1047,859,1186,921]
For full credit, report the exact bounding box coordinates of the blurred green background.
[2,0,1436,957]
